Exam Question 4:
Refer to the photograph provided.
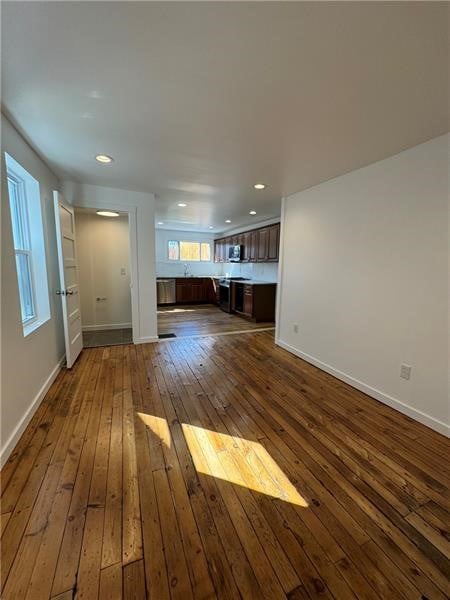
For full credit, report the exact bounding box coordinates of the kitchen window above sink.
[168,240,211,262]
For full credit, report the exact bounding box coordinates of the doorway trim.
[74,202,140,344]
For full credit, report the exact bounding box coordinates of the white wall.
[63,181,158,344]
[277,135,449,435]
[222,262,278,282]
[75,211,132,330]
[1,115,65,465]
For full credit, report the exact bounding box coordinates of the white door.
[54,191,83,368]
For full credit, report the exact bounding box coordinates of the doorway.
[74,208,133,347]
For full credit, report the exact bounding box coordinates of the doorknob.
[56,290,65,295]
[66,289,74,295]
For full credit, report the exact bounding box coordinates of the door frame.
[74,202,140,344]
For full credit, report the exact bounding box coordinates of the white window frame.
[167,240,212,262]
[5,153,51,337]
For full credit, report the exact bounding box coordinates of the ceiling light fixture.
[225,219,231,224]
[157,222,164,225]
[209,226,214,229]
[254,183,265,190]
[249,210,257,215]
[95,154,114,164]
[96,210,119,217]
[177,203,187,207]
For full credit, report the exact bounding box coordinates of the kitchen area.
[156,222,280,338]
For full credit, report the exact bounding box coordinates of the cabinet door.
[214,240,221,263]
[257,228,269,261]
[267,224,280,261]
[192,283,204,302]
[176,283,193,303]
[220,239,227,262]
[243,285,253,316]
[205,278,217,303]
[249,230,258,262]
[241,232,250,262]
[226,238,231,262]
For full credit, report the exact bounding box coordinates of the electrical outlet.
[400,364,412,380]
[293,323,299,334]
[120,267,126,275]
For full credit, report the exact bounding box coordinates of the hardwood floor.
[1,332,449,599]
[157,304,274,338]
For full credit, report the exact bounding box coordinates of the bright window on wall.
[168,241,211,262]
[5,153,51,336]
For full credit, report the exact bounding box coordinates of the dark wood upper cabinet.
[214,222,280,263]
[257,228,269,261]
[240,232,250,262]
[221,239,227,262]
[267,224,280,261]
[214,240,221,262]
[216,238,227,262]
[249,230,258,262]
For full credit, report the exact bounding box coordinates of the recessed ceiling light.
[95,154,113,164]
[157,222,164,225]
[177,203,187,207]
[209,226,214,229]
[225,219,231,224]
[254,183,265,190]
[249,210,257,215]
[96,210,119,217]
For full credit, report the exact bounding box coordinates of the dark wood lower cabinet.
[231,282,276,322]
[175,277,217,304]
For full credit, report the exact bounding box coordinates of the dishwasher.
[156,278,176,305]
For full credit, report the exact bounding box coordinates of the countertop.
[156,275,220,279]
[156,276,276,285]
[232,280,277,286]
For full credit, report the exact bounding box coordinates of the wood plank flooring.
[157,304,274,338]
[1,331,449,599]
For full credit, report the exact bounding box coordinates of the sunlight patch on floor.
[182,423,308,507]
[137,412,307,506]
[137,413,171,448]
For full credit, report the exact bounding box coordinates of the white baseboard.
[276,339,449,438]
[134,335,159,345]
[0,355,66,468]
[82,322,132,332]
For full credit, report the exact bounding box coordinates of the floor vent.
[158,333,177,339]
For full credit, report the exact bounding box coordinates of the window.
[168,240,180,261]
[168,241,211,262]
[5,153,51,336]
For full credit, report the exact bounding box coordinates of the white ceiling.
[2,2,448,234]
